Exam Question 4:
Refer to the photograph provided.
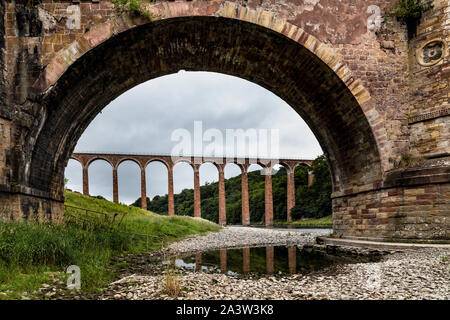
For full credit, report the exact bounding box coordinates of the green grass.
[64,191,152,216]
[274,215,333,228]
[0,190,221,299]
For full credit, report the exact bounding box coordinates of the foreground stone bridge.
[0,0,449,240]
[71,152,314,225]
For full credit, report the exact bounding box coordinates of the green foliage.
[111,0,155,20]
[65,190,153,216]
[276,215,333,228]
[0,191,220,299]
[388,0,433,21]
[134,155,332,224]
[0,219,129,297]
[291,155,332,220]
[387,0,433,38]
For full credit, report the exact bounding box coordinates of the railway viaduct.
[70,152,314,226]
[0,0,448,240]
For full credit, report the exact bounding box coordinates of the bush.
[387,0,433,38]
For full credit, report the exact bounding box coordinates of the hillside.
[65,190,221,244]
[132,155,332,224]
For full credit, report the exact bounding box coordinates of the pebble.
[97,227,450,300]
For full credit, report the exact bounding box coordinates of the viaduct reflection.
[192,246,298,275]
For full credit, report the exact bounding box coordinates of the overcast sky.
[65,71,322,204]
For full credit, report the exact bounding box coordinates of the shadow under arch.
[29,16,382,204]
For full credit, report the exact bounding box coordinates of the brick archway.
[3,1,448,240]
[27,15,384,234]
[30,15,382,197]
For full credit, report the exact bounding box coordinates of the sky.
[65,71,323,204]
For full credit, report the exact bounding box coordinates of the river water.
[156,243,380,278]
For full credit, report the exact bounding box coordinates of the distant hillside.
[132,155,332,224]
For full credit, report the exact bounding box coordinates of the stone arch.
[116,159,141,204]
[278,161,293,174]
[117,157,143,171]
[225,162,243,176]
[86,157,114,170]
[173,159,195,171]
[144,159,170,213]
[224,162,244,225]
[26,15,383,219]
[68,157,82,167]
[144,158,170,172]
[172,160,195,190]
[87,158,114,201]
[293,161,312,171]
[200,161,221,177]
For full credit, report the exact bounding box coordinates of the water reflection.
[266,246,274,275]
[288,246,296,274]
[220,249,227,272]
[195,253,202,271]
[156,245,374,277]
[243,248,250,274]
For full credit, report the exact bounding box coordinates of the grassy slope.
[0,191,220,299]
[276,215,333,228]
[249,215,333,228]
[65,191,220,243]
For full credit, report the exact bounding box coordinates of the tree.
[291,155,332,219]
[131,155,332,223]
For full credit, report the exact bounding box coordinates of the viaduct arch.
[70,152,313,226]
[0,0,448,240]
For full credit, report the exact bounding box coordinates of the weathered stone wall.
[0,0,6,107]
[0,191,63,222]
[334,182,450,240]
[0,0,448,239]
[24,0,411,172]
[0,117,10,186]
[332,0,450,240]
[408,0,449,158]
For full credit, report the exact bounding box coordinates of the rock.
[93,227,449,301]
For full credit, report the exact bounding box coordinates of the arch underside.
[30,16,382,199]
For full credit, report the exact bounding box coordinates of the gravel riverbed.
[168,226,331,254]
[98,227,449,300]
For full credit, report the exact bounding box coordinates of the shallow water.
[157,245,378,277]
[228,225,332,235]
[246,225,332,234]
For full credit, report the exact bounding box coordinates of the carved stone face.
[422,41,443,64]
[417,39,447,66]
